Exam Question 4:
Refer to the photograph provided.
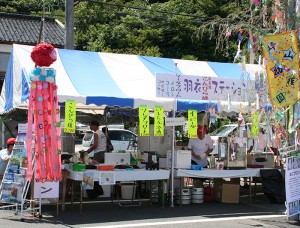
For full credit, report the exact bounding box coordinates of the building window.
[0,52,10,72]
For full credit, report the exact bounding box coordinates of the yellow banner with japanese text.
[251,111,259,138]
[139,106,150,136]
[188,109,197,138]
[64,100,76,133]
[154,106,164,136]
[262,31,299,108]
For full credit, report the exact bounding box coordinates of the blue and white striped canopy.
[0,44,261,114]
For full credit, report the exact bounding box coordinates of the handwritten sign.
[156,73,254,102]
[165,117,185,126]
[139,106,150,136]
[99,172,115,185]
[188,110,197,138]
[154,106,164,136]
[64,100,76,133]
[251,111,259,138]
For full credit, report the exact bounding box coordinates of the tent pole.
[170,99,176,208]
[1,122,4,148]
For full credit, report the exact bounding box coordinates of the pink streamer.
[26,68,62,182]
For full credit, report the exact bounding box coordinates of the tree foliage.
[0,0,260,62]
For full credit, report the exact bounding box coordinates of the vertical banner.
[251,111,259,138]
[64,100,76,133]
[139,106,150,136]
[188,109,197,138]
[154,106,164,136]
[262,31,299,108]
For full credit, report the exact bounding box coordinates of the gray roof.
[0,13,65,47]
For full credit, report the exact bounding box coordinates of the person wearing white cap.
[0,138,16,178]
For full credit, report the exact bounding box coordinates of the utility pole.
[65,0,74,49]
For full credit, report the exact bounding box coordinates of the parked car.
[75,122,90,138]
[82,128,138,157]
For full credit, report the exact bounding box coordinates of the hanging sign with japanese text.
[64,100,76,133]
[188,110,197,138]
[154,106,164,136]
[156,73,254,102]
[139,106,150,136]
[251,111,259,138]
[262,31,299,108]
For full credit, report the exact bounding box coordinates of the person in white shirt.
[0,138,16,178]
[188,125,213,167]
[82,120,107,163]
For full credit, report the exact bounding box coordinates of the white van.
[82,128,138,157]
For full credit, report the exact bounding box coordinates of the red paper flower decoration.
[31,42,57,67]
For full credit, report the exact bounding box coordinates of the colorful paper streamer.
[26,67,61,182]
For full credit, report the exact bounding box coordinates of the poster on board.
[285,156,300,217]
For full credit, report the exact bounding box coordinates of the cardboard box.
[221,183,240,203]
[230,178,240,184]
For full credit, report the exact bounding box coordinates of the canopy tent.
[0,44,262,114]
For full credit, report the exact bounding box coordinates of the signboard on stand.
[34,181,59,198]
[285,156,300,217]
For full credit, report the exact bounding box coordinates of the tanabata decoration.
[262,31,299,108]
[26,43,61,182]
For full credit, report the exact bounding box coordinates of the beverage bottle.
[210,154,216,169]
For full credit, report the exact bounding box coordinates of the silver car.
[82,128,138,157]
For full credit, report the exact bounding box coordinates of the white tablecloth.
[175,168,261,178]
[69,169,170,182]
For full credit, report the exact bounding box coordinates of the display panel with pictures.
[224,136,247,169]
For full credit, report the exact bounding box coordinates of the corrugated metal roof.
[0,13,65,47]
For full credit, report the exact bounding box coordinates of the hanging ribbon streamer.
[26,43,61,182]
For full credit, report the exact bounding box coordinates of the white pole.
[170,63,178,208]
[1,122,4,148]
[170,99,176,208]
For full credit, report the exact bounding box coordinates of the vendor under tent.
[0,44,261,115]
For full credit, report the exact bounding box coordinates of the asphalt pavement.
[0,191,298,228]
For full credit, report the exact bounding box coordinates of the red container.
[97,165,114,171]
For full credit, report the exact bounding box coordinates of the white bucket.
[121,185,136,200]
